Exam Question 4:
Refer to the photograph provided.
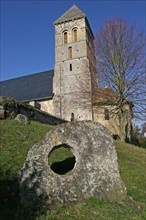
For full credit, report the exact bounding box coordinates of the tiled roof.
[54,5,86,24]
[0,70,54,102]
[93,87,117,105]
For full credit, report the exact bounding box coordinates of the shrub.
[0,96,35,119]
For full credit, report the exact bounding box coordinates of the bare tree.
[95,18,146,141]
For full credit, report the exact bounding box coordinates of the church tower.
[53,5,96,121]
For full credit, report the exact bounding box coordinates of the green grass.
[48,145,75,175]
[48,145,74,165]
[0,119,146,220]
[114,141,146,204]
[0,119,53,220]
[37,198,145,220]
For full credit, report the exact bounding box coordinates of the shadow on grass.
[0,156,76,219]
[0,177,21,220]
[50,156,76,175]
[0,176,48,220]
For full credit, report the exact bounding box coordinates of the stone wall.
[20,105,66,125]
[0,96,66,125]
[53,15,96,122]
[93,105,120,136]
[33,108,66,125]
[29,99,54,116]
[93,104,133,140]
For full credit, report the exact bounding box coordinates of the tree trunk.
[118,113,125,142]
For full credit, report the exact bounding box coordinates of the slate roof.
[0,70,54,102]
[54,5,86,24]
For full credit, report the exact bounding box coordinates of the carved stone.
[19,121,127,208]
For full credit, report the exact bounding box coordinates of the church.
[0,5,133,139]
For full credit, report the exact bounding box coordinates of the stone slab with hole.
[19,121,127,208]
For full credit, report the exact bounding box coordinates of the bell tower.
[53,5,96,121]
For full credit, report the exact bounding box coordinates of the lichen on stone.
[19,121,127,209]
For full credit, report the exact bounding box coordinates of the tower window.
[73,29,77,42]
[64,32,67,44]
[70,64,72,71]
[104,109,109,120]
[68,47,72,59]
[71,113,74,121]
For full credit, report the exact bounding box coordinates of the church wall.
[55,18,86,46]
[53,57,93,120]
[53,57,92,96]
[29,99,54,115]
[93,104,133,139]
[55,41,87,62]
[93,105,120,136]
[38,99,54,115]
[60,94,92,121]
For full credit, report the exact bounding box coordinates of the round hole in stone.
[48,144,76,175]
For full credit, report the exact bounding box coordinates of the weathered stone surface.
[15,114,29,124]
[53,6,96,121]
[19,121,127,208]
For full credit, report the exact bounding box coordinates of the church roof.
[0,70,54,102]
[93,87,117,105]
[54,5,86,24]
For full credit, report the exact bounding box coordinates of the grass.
[0,119,53,220]
[48,144,74,165]
[0,119,146,220]
[48,145,75,175]
[114,141,146,204]
[37,198,145,220]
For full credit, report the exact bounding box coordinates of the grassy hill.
[0,119,146,220]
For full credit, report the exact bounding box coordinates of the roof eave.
[54,15,86,25]
[22,96,53,103]
[93,101,117,106]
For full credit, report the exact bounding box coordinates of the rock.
[0,105,5,119]
[19,121,127,209]
[15,114,29,124]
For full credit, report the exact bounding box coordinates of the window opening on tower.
[70,64,72,71]
[68,47,72,59]
[64,32,68,44]
[71,113,74,121]
[105,109,109,120]
[73,29,77,42]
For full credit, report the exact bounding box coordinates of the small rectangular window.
[71,113,74,121]
[70,64,72,71]
[105,109,109,120]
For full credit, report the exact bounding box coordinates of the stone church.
[0,5,133,139]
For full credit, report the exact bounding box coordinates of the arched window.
[64,32,67,44]
[73,29,77,42]
[68,47,72,59]
[104,109,109,120]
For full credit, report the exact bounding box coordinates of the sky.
[1,0,145,81]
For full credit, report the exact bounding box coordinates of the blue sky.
[1,0,145,81]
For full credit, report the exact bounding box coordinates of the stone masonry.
[53,5,96,121]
